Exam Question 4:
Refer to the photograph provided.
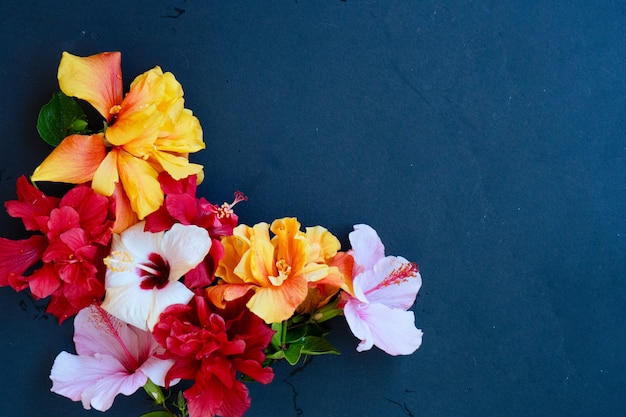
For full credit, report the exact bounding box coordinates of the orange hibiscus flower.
[206,217,349,323]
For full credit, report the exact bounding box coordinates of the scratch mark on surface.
[162,7,186,18]
[284,379,304,416]
[387,398,415,417]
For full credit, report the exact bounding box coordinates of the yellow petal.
[116,150,163,219]
[58,52,123,122]
[247,276,309,323]
[148,150,203,180]
[305,226,341,263]
[156,108,205,153]
[92,149,119,197]
[105,67,163,147]
[31,134,106,184]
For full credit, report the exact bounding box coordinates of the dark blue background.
[1,1,624,416]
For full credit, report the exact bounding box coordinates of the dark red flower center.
[138,252,171,290]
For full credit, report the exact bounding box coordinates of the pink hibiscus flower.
[153,294,274,417]
[340,224,423,355]
[49,304,174,411]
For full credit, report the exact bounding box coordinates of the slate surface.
[0,1,624,416]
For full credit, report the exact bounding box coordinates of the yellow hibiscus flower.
[31,51,204,222]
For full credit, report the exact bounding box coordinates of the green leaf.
[270,322,283,349]
[301,336,340,356]
[139,412,171,417]
[283,342,304,365]
[36,91,89,146]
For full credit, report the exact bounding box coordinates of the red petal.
[0,235,47,289]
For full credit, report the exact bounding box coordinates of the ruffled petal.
[246,276,308,323]
[31,134,106,184]
[57,51,123,122]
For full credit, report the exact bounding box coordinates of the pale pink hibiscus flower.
[101,221,211,331]
[50,304,175,411]
[341,224,423,355]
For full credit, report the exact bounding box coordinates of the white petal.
[139,356,176,387]
[101,284,154,331]
[160,223,211,280]
[146,281,194,330]
[118,221,164,260]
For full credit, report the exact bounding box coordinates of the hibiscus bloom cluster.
[0,52,423,417]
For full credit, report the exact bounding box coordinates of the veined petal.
[0,235,46,288]
[355,256,421,310]
[160,223,211,280]
[31,134,106,184]
[58,51,123,122]
[117,150,163,219]
[50,351,147,411]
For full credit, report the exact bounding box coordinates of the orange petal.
[206,283,255,309]
[58,52,123,122]
[31,134,106,184]
[116,150,163,219]
[110,183,139,234]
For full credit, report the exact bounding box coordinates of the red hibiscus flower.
[145,173,246,289]
[153,294,274,417]
[0,176,114,322]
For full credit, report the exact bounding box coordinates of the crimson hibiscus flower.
[152,294,274,417]
[0,176,114,322]
[145,172,246,289]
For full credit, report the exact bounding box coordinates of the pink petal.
[354,256,421,310]
[73,305,141,369]
[348,224,385,273]
[50,351,147,411]
[344,299,422,356]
